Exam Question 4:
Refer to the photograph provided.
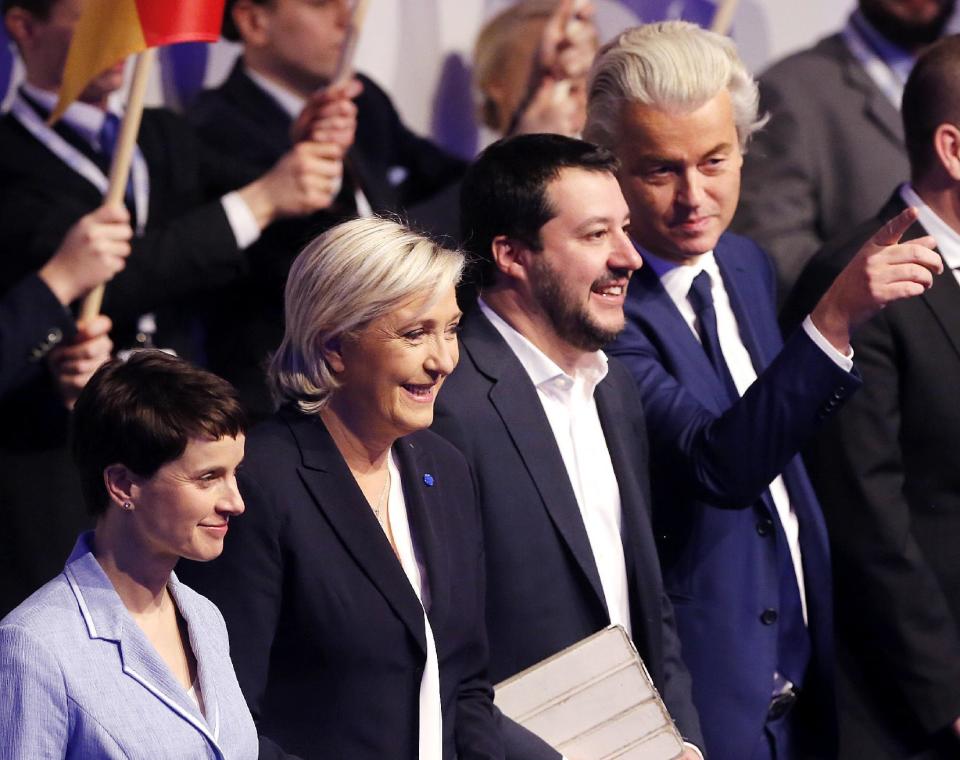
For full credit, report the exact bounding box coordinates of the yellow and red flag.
[51,0,225,123]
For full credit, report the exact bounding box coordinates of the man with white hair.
[584,21,943,760]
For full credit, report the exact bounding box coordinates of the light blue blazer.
[0,532,258,759]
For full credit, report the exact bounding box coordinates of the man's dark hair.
[902,34,960,180]
[459,133,619,289]
[221,0,270,42]
[71,351,247,516]
[2,0,55,18]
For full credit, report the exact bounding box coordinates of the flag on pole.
[51,0,225,123]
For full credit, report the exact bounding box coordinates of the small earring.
[121,501,134,512]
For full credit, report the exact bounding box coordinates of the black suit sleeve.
[0,274,74,397]
[812,310,960,735]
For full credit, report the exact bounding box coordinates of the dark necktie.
[687,270,740,404]
[96,112,136,220]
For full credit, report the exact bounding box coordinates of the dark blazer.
[179,408,502,760]
[0,104,246,618]
[607,233,859,759]
[431,308,704,748]
[734,32,910,301]
[186,62,467,417]
[0,273,73,398]
[0,106,244,355]
[799,196,960,758]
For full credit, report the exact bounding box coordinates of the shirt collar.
[900,182,960,270]
[849,10,916,82]
[642,247,719,305]
[21,81,120,148]
[477,297,608,391]
[246,67,306,121]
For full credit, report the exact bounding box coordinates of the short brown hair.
[71,351,246,516]
[902,34,960,180]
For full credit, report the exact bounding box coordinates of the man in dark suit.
[0,0,343,616]
[784,36,960,759]
[186,0,468,417]
[432,133,705,758]
[733,0,954,300]
[0,203,129,398]
[583,21,943,760]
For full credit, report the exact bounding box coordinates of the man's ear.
[103,463,138,511]
[933,122,960,181]
[231,0,271,47]
[491,234,534,284]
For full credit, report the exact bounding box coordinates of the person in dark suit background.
[180,217,508,760]
[186,0,468,418]
[583,21,943,760]
[0,0,345,618]
[783,35,960,759]
[432,133,705,759]
[0,203,129,399]
[733,0,954,301]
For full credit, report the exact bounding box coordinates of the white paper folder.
[494,625,685,760]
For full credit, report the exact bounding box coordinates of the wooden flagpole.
[710,0,740,35]
[79,47,157,322]
[331,0,371,87]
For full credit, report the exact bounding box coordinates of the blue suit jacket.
[0,532,258,759]
[607,233,859,759]
[432,308,703,749]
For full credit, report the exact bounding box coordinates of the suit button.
[756,519,774,537]
[761,608,778,625]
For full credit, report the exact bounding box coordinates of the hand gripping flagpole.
[79,47,156,322]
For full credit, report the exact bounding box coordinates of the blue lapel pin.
[423,473,435,487]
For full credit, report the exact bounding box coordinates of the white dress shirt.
[245,69,371,217]
[385,450,443,760]
[479,300,705,759]
[642,250,855,623]
[478,299,631,635]
[900,183,960,283]
[20,83,261,250]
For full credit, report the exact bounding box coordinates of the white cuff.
[683,741,705,759]
[802,314,854,372]
[221,192,262,250]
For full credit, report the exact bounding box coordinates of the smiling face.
[524,167,640,353]
[330,286,462,444]
[127,435,246,564]
[616,89,743,265]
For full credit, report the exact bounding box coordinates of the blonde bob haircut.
[269,217,465,415]
[584,21,766,153]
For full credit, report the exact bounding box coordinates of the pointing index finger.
[872,206,920,247]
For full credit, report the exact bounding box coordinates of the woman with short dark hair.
[0,350,257,759]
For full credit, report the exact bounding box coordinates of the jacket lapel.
[921,259,960,361]
[460,310,608,615]
[284,410,428,655]
[630,264,728,414]
[714,241,775,370]
[170,576,221,742]
[63,546,224,758]
[841,47,904,146]
[226,62,299,154]
[396,436,449,620]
